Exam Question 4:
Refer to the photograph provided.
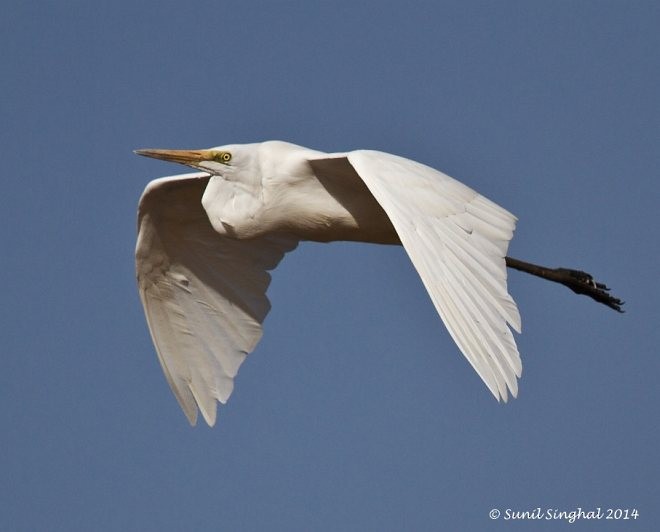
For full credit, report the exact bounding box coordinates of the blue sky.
[2,1,658,530]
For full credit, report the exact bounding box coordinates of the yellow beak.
[134,148,215,166]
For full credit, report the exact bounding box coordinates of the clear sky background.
[2,1,658,531]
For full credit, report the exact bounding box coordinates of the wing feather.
[344,150,522,401]
[136,173,297,425]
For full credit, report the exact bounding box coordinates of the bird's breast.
[201,166,400,245]
[260,168,400,245]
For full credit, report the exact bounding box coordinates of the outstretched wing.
[321,151,522,401]
[136,173,297,426]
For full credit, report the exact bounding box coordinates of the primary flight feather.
[135,140,622,426]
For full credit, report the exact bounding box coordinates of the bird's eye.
[213,151,232,163]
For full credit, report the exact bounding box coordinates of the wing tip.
[181,392,218,427]
[492,381,519,403]
[184,406,199,426]
[200,406,217,427]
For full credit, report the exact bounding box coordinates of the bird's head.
[135,144,253,177]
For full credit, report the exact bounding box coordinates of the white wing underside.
[337,150,522,401]
[136,173,297,426]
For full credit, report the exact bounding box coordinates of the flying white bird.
[135,141,622,426]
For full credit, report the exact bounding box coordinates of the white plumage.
[136,141,521,426]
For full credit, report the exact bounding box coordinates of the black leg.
[505,257,624,312]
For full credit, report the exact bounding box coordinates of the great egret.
[135,141,622,426]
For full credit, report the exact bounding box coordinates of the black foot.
[505,257,625,313]
[554,268,625,313]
